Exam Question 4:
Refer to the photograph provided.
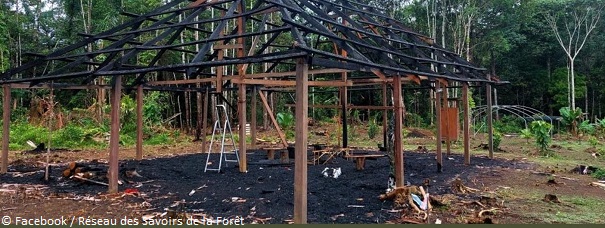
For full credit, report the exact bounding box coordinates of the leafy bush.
[578,120,595,136]
[493,130,503,149]
[588,136,599,148]
[494,115,524,134]
[530,120,552,155]
[592,168,605,180]
[277,112,294,140]
[520,128,533,144]
[559,107,582,136]
[596,118,605,136]
[368,119,379,139]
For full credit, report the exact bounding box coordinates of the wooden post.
[435,82,443,173]
[136,85,143,160]
[341,49,348,148]
[108,75,122,193]
[486,82,494,159]
[462,83,471,165]
[444,85,451,156]
[237,0,247,172]
[1,85,10,174]
[201,90,209,153]
[393,75,404,187]
[382,82,388,149]
[251,86,257,149]
[294,57,308,224]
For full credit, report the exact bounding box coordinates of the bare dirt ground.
[1,128,604,224]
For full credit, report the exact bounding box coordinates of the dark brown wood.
[382,82,388,150]
[294,57,308,224]
[201,90,209,153]
[237,0,247,173]
[251,86,257,149]
[486,82,494,159]
[108,75,122,193]
[444,85,451,156]
[435,82,443,173]
[2,85,10,174]
[463,83,470,165]
[136,85,143,160]
[393,75,404,187]
[237,80,247,173]
[258,91,288,147]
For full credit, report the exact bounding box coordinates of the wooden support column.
[251,86,257,149]
[2,85,10,174]
[201,90,209,153]
[108,76,122,193]
[341,48,348,148]
[435,82,443,173]
[486,82,494,159]
[382,82,388,149]
[238,84,247,172]
[136,85,144,160]
[444,85,451,156]
[294,57,308,224]
[236,0,247,172]
[462,83,471,165]
[393,75,404,187]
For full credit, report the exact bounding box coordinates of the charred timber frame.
[0,0,502,224]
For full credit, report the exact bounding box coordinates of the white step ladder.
[204,104,240,172]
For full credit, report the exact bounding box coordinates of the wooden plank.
[245,68,351,79]
[108,75,122,193]
[8,83,113,90]
[294,57,308,224]
[251,86,257,149]
[1,85,10,174]
[435,82,443,173]
[259,91,288,148]
[136,85,143,160]
[486,82,494,159]
[213,44,243,50]
[146,76,237,86]
[393,75,404,187]
[462,83,470,165]
[232,78,352,87]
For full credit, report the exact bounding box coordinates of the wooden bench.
[262,147,288,163]
[345,154,385,170]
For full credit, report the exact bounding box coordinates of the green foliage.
[530,121,553,155]
[578,120,595,136]
[520,128,534,144]
[559,107,583,135]
[588,136,599,148]
[277,112,294,140]
[494,115,524,134]
[597,118,605,135]
[592,168,605,180]
[493,130,503,149]
[368,119,379,139]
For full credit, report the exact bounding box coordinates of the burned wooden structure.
[1,0,503,223]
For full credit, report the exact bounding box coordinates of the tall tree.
[543,0,603,110]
